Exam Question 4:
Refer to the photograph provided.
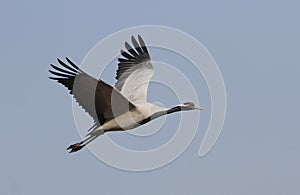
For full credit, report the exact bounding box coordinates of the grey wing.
[115,35,154,105]
[49,58,136,130]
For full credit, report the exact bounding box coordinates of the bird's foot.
[67,142,85,153]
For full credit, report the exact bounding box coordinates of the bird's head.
[181,102,204,111]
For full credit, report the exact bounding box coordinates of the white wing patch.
[119,62,153,104]
[115,35,153,105]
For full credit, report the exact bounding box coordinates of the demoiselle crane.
[49,35,204,153]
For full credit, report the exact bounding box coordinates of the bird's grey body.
[89,103,166,135]
[49,35,203,153]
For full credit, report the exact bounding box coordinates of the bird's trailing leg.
[67,142,85,153]
[67,135,96,153]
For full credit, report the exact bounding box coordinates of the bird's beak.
[196,107,204,110]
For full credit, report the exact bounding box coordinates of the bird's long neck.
[166,105,182,114]
[138,105,182,125]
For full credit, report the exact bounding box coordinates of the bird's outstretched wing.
[49,58,136,129]
[115,35,153,105]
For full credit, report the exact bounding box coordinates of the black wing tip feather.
[118,35,150,64]
[49,57,81,82]
[66,57,80,70]
[137,35,149,58]
[48,76,58,80]
[49,57,84,92]
[115,35,151,81]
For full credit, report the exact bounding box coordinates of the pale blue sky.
[1,0,300,194]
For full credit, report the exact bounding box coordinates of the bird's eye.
[184,102,194,107]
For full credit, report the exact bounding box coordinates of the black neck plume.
[138,106,182,125]
[166,106,182,114]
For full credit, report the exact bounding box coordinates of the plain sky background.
[1,0,300,194]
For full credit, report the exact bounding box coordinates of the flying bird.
[49,35,204,153]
